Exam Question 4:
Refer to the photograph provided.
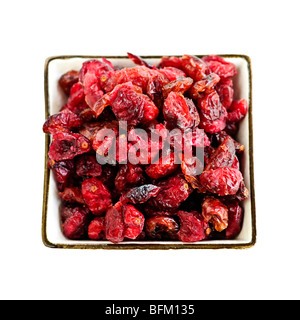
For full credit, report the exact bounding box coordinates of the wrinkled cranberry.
[120,184,161,204]
[88,216,106,240]
[115,164,145,192]
[227,99,248,123]
[49,132,92,161]
[225,200,244,239]
[48,159,75,191]
[202,197,228,232]
[75,154,103,177]
[105,203,125,243]
[59,187,85,204]
[145,216,179,240]
[202,55,237,79]
[81,177,112,215]
[123,204,145,240]
[59,70,79,96]
[177,211,210,242]
[145,153,179,180]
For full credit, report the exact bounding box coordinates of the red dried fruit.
[59,187,85,204]
[177,211,210,242]
[158,56,183,69]
[48,159,75,192]
[146,73,169,109]
[75,154,102,177]
[81,177,112,215]
[43,110,83,134]
[49,132,92,161]
[123,204,145,240]
[120,184,161,204]
[93,82,159,125]
[214,130,245,153]
[181,55,210,81]
[163,92,200,130]
[147,176,193,210]
[227,99,248,123]
[199,167,243,196]
[145,153,179,180]
[104,66,161,93]
[189,73,220,99]
[198,90,227,133]
[145,216,179,240]
[158,67,186,81]
[127,52,154,69]
[61,205,90,240]
[59,70,79,96]
[225,200,243,239]
[205,136,236,170]
[162,77,194,99]
[79,59,115,108]
[115,164,145,192]
[105,203,125,243]
[88,216,106,240]
[202,55,237,79]
[202,197,228,232]
[178,153,203,190]
[215,78,234,109]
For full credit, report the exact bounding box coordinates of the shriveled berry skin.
[147,176,193,210]
[49,132,92,161]
[158,67,186,81]
[120,184,161,204]
[215,78,234,109]
[225,200,244,239]
[127,52,154,69]
[181,55,210,81]
[177,211,210,242]
[202,55,237,79]
[75,154,102,177]
[61,205,90,240]
[227,99,248,123]
[88,217,106,240]
[47,159,75,192]
[81,177,112,216]
[59,70,79,96]
[145,216,179,240]
[158,56,183,69]
[59,187,85,204]
[198,90,227,133]
[189,73,220,100]
[115,164,145,193]
[43,110,83,134]
[202,197,228,232]
[123,205,145,240]
[105,203,125,243]
[162,77,193,99]
[163,92,200,130]
[199,167,243,196]
[205,136,236,170]
[145,153,179,180]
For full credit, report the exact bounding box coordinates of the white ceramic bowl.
[42,55,256,249]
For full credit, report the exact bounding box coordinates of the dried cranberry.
[225,200,244,239]
[123,205,145,240]
[199,167,243,196]
[177,211,210,242]
[189,73,220,100]
[127,52,154,69]
[81,177,112,215]
[120,184,161,204]
[59,187,85,204]
[76,154,102,177]
[105,203,125,243]
[202,197,228,232]
[162,77,194,99]
[58,70,79,96]
[158,67,186,81]
[43,110,83,134]
[145,216,179,240]
[145,153,179,180]
[227,99,248,123]
[163,92,200,130]
[49,132,92,161]
[202,55,237,79]
[181,55,210,81]
[48,159,75,191]
[115,164,145,193]
[147,176,193,210]
[61,205,90,240]
[215,78,234,109]
[88,217,106,240]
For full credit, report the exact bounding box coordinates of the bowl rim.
[42,54,256,250]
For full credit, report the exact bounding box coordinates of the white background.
[1,0,299,300]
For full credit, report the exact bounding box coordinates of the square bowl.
[42,54,256,249]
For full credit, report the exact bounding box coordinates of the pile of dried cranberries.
[43,53,249,243]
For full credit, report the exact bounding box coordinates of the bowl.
[42,54,256,249]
